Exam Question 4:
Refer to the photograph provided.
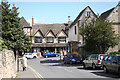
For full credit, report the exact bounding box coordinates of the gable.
[20,17,31,28]
[34,32,42,37]
[69,6,96,28]
[57,31,67,37]
[34,29,44,37]
[107,5,120,23]
[79,7,96,22]
[46,32,54,37]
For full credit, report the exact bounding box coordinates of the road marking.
[28,66,44,80]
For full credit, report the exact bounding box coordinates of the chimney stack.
[68,16,71,24]
[13,4,15,7]
[12,4,16,11]
[32,16,34,26]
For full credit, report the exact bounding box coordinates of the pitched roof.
[31,23,67,37]
[56,29,68,37]
[100,2,120,19]
[34,29,44,37]
[100,7,115,19]
[44,29,56,37]
[20,16,31,28]
[69,6,97,28]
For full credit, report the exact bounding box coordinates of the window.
[35,37,42,43]
[75,26,77,35]
[58,37,66,43]
[86,11,91,17]
[47,37,54,43]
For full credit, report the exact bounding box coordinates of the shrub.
[109,52,120,54]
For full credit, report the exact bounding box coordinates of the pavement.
[17,67,38,78]
[17,57,43,79]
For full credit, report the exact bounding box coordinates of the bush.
[0,39,7,51]
[109,52,120,54]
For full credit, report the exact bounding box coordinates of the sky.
[8,1,119,25]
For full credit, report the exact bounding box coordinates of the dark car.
[83,54,106,69]
[102,54,120,75]
[63,54,82,64]
[43,52,60,58]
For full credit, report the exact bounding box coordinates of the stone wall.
[0,49,17,79]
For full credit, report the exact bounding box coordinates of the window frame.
[75,26,77,35]
[58,37,66,43]
[34,36,42,43]
[46,37,54,43]
[86,11,91,17]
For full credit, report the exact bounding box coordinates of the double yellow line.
[28,66,44,80]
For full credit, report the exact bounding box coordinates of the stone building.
[68,6,97,43]
[100,2,120,52]
[68,6,97,57]
[68,2,120,56]
[20,16,68,53]
[31,23,68,53]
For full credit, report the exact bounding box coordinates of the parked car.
[24,53,37,59]
[63,54,82,64]
[43,52,60,58]
[83,54,106,69]
[102,54,120,75]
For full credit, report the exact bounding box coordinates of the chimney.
[12,4,16,11]
[68,16,71,24]
[13,4,15,7]
[32,16,34,26]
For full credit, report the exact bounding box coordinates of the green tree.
[79,17,118,53]
[1,1,31,58]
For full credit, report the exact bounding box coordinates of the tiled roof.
[100,7,115,19]
[20,16,31,28]
[31,23,67,37]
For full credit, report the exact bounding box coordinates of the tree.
[1,1,31,58]
[79,17,119,53]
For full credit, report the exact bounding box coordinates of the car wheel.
[70,61,73,65]
[45,55,48,58]
[92,64,96,70]
[83,63,86,69]
[103,66,108,73]
[33,56,36,58]
[64,60,66,64]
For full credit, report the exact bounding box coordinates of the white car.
[24,53,37,59]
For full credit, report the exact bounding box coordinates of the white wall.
[68,23,78,41]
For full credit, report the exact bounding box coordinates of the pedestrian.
[62,50,64,56]
[22,54,27,71]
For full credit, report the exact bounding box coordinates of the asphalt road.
[28,56,120,79]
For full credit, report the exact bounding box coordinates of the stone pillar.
[55,48,57,53]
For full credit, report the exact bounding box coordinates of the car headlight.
[72,59,76,61]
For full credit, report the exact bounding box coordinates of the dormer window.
[58,37,66,43]
[47,37,54,43]
[35,37,42,43]
[86,11,91,17]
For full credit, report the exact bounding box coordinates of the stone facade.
[68,6,96,44]
[0,50,17,79]
[101,2,120,52]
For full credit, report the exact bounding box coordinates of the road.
[28,56,120,79]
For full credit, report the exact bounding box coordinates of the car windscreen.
[117,56,120,63]
[100,55,105,60]
[71,54,80,58]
